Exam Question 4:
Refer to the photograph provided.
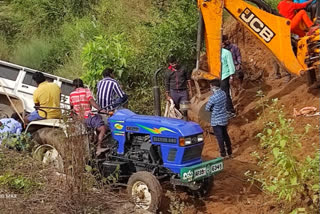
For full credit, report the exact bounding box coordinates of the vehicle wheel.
[127,171,162,212]
[32,127,67,172]
[33,144,64,172]
[187,176,214,197]
[0,104,14,118]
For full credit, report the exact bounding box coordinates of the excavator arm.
[195,0,319,80]
[189,0,319,123]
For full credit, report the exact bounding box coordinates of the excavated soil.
[162,17,319,214]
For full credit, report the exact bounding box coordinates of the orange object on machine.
[277,0,314,37]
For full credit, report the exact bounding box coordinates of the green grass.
[11,38,54,71]
[0,172,40,193]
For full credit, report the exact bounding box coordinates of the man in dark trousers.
[205,79,232,159]
[165,56,192,110]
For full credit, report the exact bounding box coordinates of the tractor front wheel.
[127,171,162,212]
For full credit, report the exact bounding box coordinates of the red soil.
[169,17,319,214]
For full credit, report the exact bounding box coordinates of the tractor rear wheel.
[127,171,162,212]
[32,127,67,172]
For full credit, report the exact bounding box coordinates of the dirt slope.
[177,17,319,214]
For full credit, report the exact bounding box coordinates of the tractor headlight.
[185,137,192,145]
[179,137,192,146]
[180,136,200,146]
[197,134,204,142]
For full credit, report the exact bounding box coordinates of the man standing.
[96,68,127,111]
[25,72,61,123]
[165,56,192,110]
[205,79,232,159]
[69,78,107,155]
[220,46,236,118]
[222,35,244,93]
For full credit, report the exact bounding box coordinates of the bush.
[81,34,131,90]
[1,132,32,152]
[59,17,102,51]
[2,0,200,114]
[54,52,84,79]
[0,35,11,61]
[145,0,198,70]
[78,0,198,114]
[10,0,97,35]
[46,17,103,73]
[11,0,69,35]
[0,172,39,193]
[11,38,54,71]
[246,99,319,213]
[0,11,21,43]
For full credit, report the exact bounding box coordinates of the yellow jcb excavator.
[190,0,319,123]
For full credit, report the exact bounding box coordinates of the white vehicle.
[0,60,74,118]
[0,60,79,171]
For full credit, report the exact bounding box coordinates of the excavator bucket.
[189,91,212,125]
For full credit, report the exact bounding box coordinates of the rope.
[0,79,25,124]
[164,99,183,119]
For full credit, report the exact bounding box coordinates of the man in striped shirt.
[69,78,107,155]
[97,68,127,111]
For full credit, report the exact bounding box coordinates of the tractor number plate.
[180,158,223,182]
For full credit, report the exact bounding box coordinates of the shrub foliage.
[246,99,319,213]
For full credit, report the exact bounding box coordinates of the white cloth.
[164,99,183,119]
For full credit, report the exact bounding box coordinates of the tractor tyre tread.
[127,171,162,212]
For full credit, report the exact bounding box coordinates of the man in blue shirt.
[205,79,232,158]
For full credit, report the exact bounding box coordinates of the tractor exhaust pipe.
[153,68,162,116]
[196,11,204,70]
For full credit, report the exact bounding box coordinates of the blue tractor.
[99,108,224,211]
